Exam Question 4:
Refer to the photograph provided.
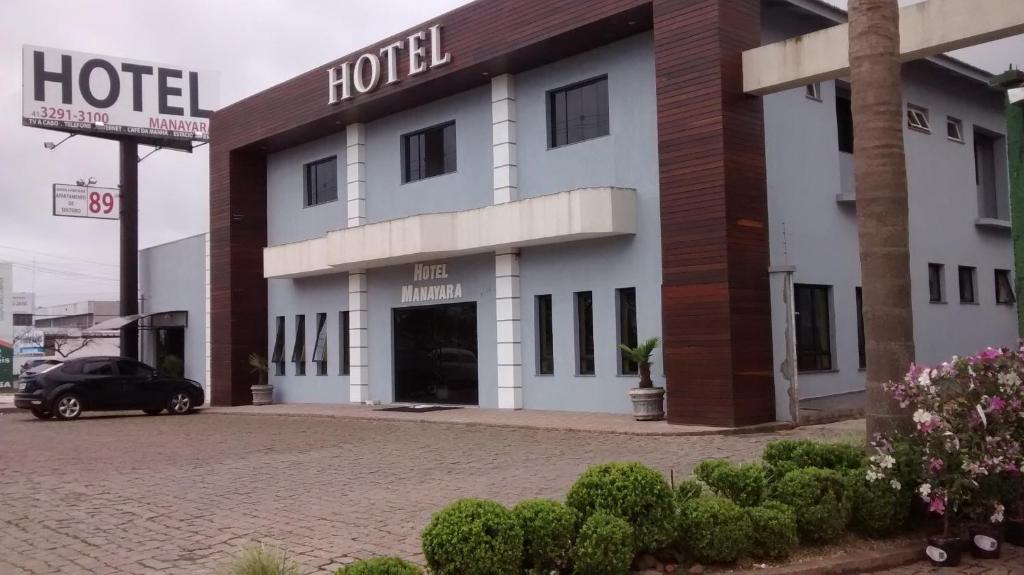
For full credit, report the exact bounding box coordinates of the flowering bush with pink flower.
[868,346,1024,536]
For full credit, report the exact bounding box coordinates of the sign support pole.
[119,139,139,360]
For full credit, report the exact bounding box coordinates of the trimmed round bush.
[421,499,523,575]
[694,459,767,507]
[335,557,421,575]
[745,502,799,559]
[763,440,865,481]
[770,468,850,544]
[511,499,576,574]
[677,497,752,564]
[566,462,676,552]
[676,478,704,503]
[847,473,911,538]
[572,512,635,575]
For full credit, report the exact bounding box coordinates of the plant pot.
[628,387,665,421]
[968,525,1002,559]
[926,535,962,567]
[250,384,274,406]
[1005,519,1024,547]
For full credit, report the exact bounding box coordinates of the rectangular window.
[340,311,350,375]
[535,295,554,375]
[995,269,1015,305]
[794,284,833,372]
[271,316,286,376]
[836,86,854,154]
[928,263,945,303]
[947,117,964,143]
[574,291,595,375]
[974,129,1002,219]
[907,104,931,133]
[616,287,638,375]
[805,82,822,101]
[292,314,306,376]
[304,156,338,207]
[959,266,977,304]
[855,287,866,370]
[402,121,456,183]
[312,313,328,376]
[548,76,609,148]
[13,313,32,327]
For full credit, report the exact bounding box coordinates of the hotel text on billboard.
[22,46,218,142]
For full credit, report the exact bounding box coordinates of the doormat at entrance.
[376,405,463,413]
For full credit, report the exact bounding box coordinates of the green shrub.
[572,512,635,575]
[693,459,767,507]
[335,557,421,575]
[770,468,851,544]
[565,462,675,552]
[218,544,302,575]
[511,499,576,574]
[421,499,522,575]
[745,502,799,559]
[763,440,865,481]
[675,478,704,503]
[846,472,911,538]
[677,497,752,564]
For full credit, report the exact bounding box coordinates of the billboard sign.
[0,340,12,393]
[22,45,217,142]
[52,183,120,220]
[14,329,45,357]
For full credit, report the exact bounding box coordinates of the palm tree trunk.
[849,0,915,439]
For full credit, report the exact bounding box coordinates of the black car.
[13,356,204,421]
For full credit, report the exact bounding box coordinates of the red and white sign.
[52,183,119,220]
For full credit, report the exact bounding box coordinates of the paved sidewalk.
[204,402,796,436]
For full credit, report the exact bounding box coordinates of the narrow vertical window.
[574,291,595,375]
[340,311,351,375]
[928,263,945,303]
[836,86,853,154]
[548,76,609,148]
[995,269,1015,305]
[855,287,865,370]
[974,129,1004,220]
[312,313,328,376]
[616,287,638,375]
[794,284,833,372]
[946,117,964,143]
[536,295,554,375]
[303,156,338,206]
[805,82,822,101]
[402,121,456,183]
[271,316,286,376]
[959,266,977,304]
[292,315,306,376]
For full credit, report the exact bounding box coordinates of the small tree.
[50,333,95,358]
[618,337,660,389]
[248,353,268,386]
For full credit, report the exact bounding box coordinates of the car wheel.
[143,409,163,416]
[30,407,53,420]
[54,394,83,421]
[167,392,193,415]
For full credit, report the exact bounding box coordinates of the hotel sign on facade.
[328,25,450,104]
[401,263,462,304]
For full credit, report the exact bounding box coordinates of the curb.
[753,542,922,574]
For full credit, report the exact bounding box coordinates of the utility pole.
[119,141,139,359]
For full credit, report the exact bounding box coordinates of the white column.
[492,74,518,204]
[346,123,369,403]
[348,271,369,403]
[496,250,522,409]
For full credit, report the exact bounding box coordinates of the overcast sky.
[0,0,1020,307]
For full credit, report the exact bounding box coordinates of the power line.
[10,262,119,283]
[0,243,119,268]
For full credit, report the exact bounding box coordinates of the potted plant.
[248,353,273,406]
[619,337,664,421]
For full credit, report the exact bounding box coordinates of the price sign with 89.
[52,183,120,220]
[89,190,116,215]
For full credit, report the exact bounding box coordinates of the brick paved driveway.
[0,411,1016,574]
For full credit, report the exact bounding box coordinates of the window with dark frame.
[855,287,865,370]
[794,284,833,372]
[928,263,945,303]
[292,314,306,376]
[271,316,286,376]
[548,76,609,148]
[959,266,977,304]
[974,129,1004,220]
[616,287,638,375]
[340,311,350,375]
[947,117,964,143]
[836,86,854,154]
[13,313,32,326]
[402,121,456,183]
[805,82,822,101]
[574,291,595,375]
[312,313,328,376]
[536,295,554,375]
[995,269,1015,305]
[303,156,338,207]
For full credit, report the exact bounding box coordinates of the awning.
[86,311,188,332]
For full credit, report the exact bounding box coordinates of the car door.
[116,360,159,409]
[78,359,122,410]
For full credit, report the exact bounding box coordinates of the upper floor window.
[974,128,1008,220]
[836,86,853,154]
[795,284,833,372]
[806,82,822,102]
[946,117,964,143]
[906,104,931,134]
[303,156,338,207]
[402,121,456,183]
[549,76,609,148]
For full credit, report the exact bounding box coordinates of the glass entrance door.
[393,302,478,405]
